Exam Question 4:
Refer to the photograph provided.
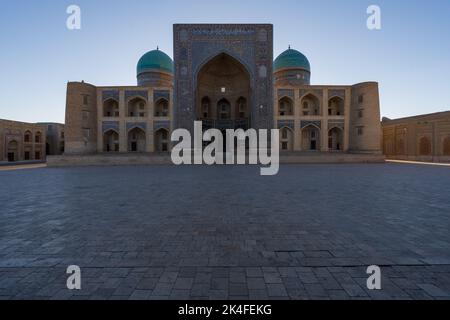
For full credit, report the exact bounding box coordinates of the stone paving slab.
[0,164,450,300]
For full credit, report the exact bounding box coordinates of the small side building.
[382,111,450,162]
[0,119,46,163]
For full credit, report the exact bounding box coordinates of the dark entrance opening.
[196,53,250,131]
[8,152,15,162]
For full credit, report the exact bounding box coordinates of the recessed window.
[358,109,363,118]
[155,99,169,117]
[358,95,364,104]
[24,132,31,143]
[278,97,293,116]
[83,95,89,105]
[357,127,364,136]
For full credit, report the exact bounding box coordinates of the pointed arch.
[328,126,343,151]
[419,136,431,156]
[196,52,251,127]
[235,96,247,119]
[328,96,344,116]
[195,51,252,80]
[154,97,169,117]
[200,96,212,119]
[24,130,32,143]
[127,96,147,117]
[103,98,119,117]
[127,127,146,152]
[217,98,231,120]
[279,126,294,151]
[7,140,19,162]
[302,124,321,150]
[300,93,321,116]
[443,136,450,156]
[35,131,42,143]
[154,128,169,152]
[103,129,119,152]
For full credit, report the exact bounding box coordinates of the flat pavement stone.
[0,164,450,299]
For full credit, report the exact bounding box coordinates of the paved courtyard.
[0,163,450,300]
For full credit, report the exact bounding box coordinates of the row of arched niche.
[102,97,169,118]
[278,95,345,117]
[102,127,169,153]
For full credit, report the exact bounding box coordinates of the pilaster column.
[147,88,154,152]
[96,90,103,153]
[294,89,302,151]
[344,88,351,152]
[321,89,328,152]
[169,89,174,151]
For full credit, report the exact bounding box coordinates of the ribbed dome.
[137,49,174,75]
[274,48,310,72]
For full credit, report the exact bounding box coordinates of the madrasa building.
[62,24,383,163]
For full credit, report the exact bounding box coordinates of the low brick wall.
[385,155,450,163]
[47,152,385,167]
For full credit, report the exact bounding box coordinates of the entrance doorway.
[302,126,320,151]
[7,140,18,162]
[196,53,250,129]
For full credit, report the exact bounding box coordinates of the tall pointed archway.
[196,53,251,130]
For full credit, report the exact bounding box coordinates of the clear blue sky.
[0,0,449,123]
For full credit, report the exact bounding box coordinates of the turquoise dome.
[137,49,174,75]
[274,48,310,72]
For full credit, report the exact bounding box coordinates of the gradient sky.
[0,0,449,123]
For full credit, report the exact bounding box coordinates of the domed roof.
[137,49,174,75]
[274,48,310,72]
